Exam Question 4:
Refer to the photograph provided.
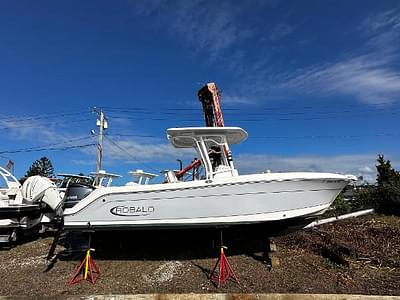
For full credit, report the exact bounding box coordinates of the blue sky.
[1,0,400,183]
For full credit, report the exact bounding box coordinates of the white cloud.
[216,8,400,106]
[235,153,400,183]
[357,166,374,174]
[130,0,254,59]
[360,9,400,33]
[0,118,59,142]
[0,118,96,158]
[274,52,400,104]
[0,116,196,172]
[130,4,400,106]
[0,118,87,144]
[261,9,400,105]
[222,94,254,105]
[80,138,196,164]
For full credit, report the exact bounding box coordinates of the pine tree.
[375,154,400,215]
[25,157,55,178]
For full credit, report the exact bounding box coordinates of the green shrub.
[332,193,352,215]
[352,185,375,211]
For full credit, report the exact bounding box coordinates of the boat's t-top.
[126,169,158,186]
[90,170,121,187]
[167,127,248,181]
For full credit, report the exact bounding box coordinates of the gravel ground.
[0,215,399,297]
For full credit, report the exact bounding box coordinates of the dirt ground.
[0,215,399,297]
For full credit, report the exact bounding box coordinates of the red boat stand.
[209,232,240,288]
[69,247,100,285]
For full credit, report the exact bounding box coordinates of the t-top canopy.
[0,166,20,189]
[90,170,122,178]
[128,169,158,179]
[167,127,248,148]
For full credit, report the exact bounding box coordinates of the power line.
[0,143,96,154]
[0,136,95,154]
[103,135,160,173]
[1,104,398,131]
[107,134,159,138]
[251,133,400,140]
[1,100,398,123]
[107,130,400,141]
[101,106,241,112]
[101,100,400,113]
[0,118,93,130]
[104,109,397,121]
[106,106,400,117]
[104,109,400,123]
[0,109,90,122]
[230,110,400,122]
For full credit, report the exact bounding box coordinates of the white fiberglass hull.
[63,172,351,231]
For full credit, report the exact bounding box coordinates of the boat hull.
[63,173,350,232]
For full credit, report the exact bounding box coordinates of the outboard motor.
[21,176,63,215]
[62,183,95,209]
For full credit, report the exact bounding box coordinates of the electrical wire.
[251,133,400,139]
[0,136,95,154]
[101,100,400,113]
[2,103,398,132]
[0,143,96,154]
[104,109,400,123]
[106,134,159,138]
[0,118,93,130]
[103,135,160,173]
[105,106,400,117]
[0,109,90,122]
[107,131,400,141]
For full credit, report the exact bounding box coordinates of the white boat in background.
[0,167,61,243]
[60,170,121,209]
[55,127,354,233]
[0,168,123,242]
[0,166,21,202]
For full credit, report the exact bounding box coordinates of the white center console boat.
[58,127,354,232]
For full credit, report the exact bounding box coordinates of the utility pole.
[93,108,108,173]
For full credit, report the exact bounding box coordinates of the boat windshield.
[0,167,21,189]
[57,175,93,188]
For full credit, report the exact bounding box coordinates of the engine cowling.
[21,176,63,214]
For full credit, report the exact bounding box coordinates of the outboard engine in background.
[0,176,64,244]
[21,176,63,212]
[62,183,95,209]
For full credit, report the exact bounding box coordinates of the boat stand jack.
[209,230,240,288]
[45,219,64,268]
[264,238,280,269]
[69,234,100,285]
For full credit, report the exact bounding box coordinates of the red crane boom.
[175,82,226,180]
